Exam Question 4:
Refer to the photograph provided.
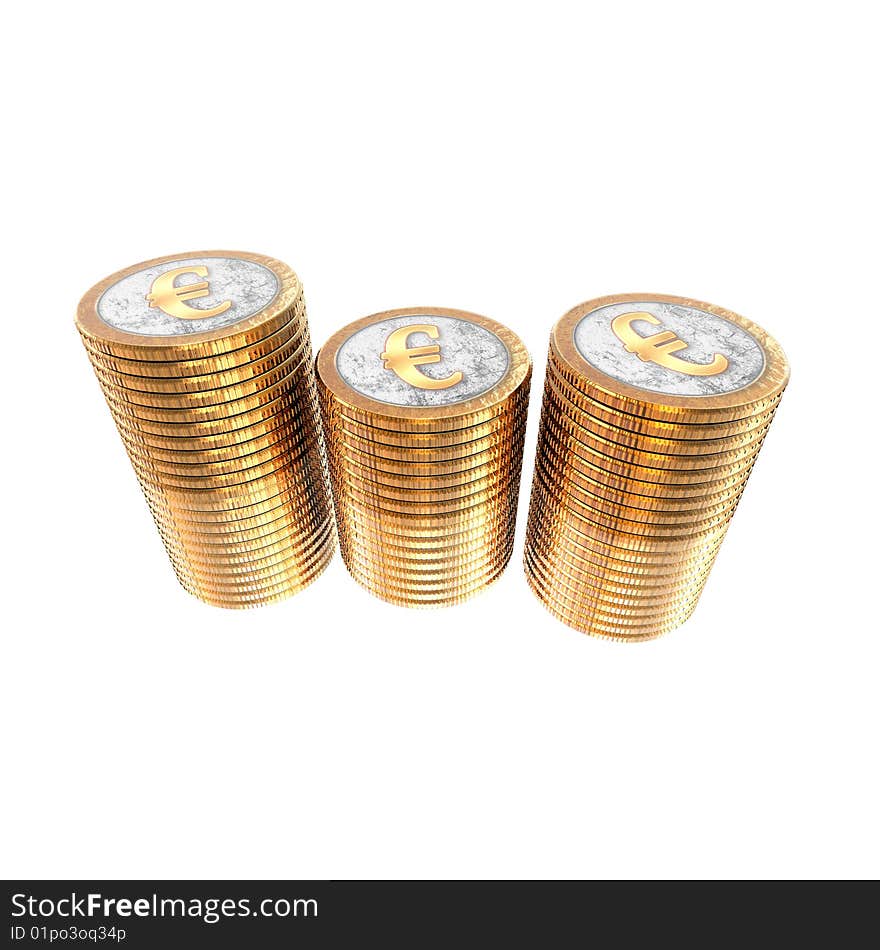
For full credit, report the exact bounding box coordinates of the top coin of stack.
[76,250,335,608]
[316,308,531,607]
[524,293,789,640]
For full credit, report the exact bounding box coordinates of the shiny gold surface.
[76,250,335,607]
[550,295,788,423]
[524,293,789,640]
[317,307,531,607]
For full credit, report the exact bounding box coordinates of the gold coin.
[177,565,332,608]
[342,556,510,604]
[107,393,314,451]
[79,308,309,385]
[526,495,730,554]
[159,517,332,567]
[336,531,516,570]
[327,448,524,493]
[322,418,526,464]
[542,370,774,457]
[139,474,324,524]
[544,359,780,444]
[327,422,525,463]
[526,503,729,563]
[524,559,704,628]
[523,582,705,637]
[119,408,324,469]
[125,434,322,492]
[316,389,532,436]
[330,471,515,514]
[528,479,742,543]
[174,543,334,607]
[166,546,335,596]
[522,574,707,635]
[339,534,515,581]
[524,538,724,591]
[142,476,330,525]
[83,318,309,391]
[526,514,723,572]
[526,592,695,637]
[338,524,514,560]
[76,250,305,361]
[539,407,766,481]
[531,437,754,511]
[97,359,315,424]
[549,293,789,424]
[142,495,331,546]
[524,545,715,600]
[176,569,327,608]
[167,529,334,589]
[335,512,516,553]
[528,479,737,541]
[347,559,510,604]
[336,509,516,553]
[97,368,319,436]
[176,569,329,609]
[86,331,313,408]
[138,482,330,533]
[539,392,770,474]
[331,464,511,513]
[337,542,514,579]
[339,548,512,587]
[134,460,329,512]
[318,381,530,420]
[163,526,335,584]
[337,489,517,529]
[127,438,320,502]
[335,511,515,551]
[524,529,724,583]
[147,505,332,558]
[337,544,515,581]
[327,447,525,492]
[530,458,744,526]
[153,515,329,557]
[524,574,697,641]
[117,410,318,472]
[324,403,528,448]
[115,410,318,467]
[545,348,783,437]
[153,510,333,560]
[77,282,308,366]
[316,308,531,431]
[119,418,321,480]
[548,340,784,427]
[332,461,519,502]
[535,417,759,493]
[524,542,712,603]
[328,475,520,514]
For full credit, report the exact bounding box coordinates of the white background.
[2,1,877,879]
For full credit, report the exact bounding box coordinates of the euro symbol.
[145,265,232,320]
[610,311,729,376]
[380,324,464,390]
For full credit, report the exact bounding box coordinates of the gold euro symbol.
[610,311,729,376]
[145,265,232,320]
[380,324,464,390]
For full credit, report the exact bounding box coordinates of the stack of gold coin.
[524,293,789,640]
[76,250,335,608]
[316,308,531,606]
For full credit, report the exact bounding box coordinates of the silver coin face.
[572,301,765,396]
[336,315,510,407]
[96,256,280,336]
